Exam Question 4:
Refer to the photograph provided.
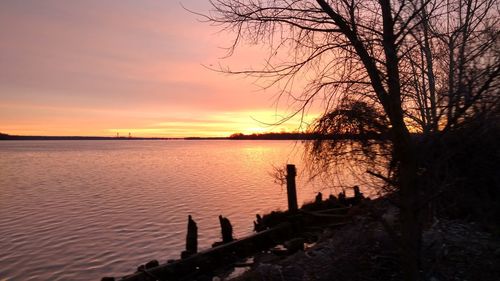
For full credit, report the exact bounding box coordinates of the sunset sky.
[0,0,318,137]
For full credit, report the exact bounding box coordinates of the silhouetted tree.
[202,1,499,280]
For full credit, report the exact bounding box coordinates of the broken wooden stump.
[338,190,346,204]
[181,215,198,259]
[220,215,234,243]
[286,164,298,213]
[354,185,362,198]
[343,186,365,206]
[352,185,364,204]
[315,192,323,204]
[213,215,234,247]
[254,214,266,232]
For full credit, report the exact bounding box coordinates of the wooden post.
[286,164,298,212]
[181,215,198,259]
[219,215,234,243]
[353,185,363,199]
[186,215,198,253]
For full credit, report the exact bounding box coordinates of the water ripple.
[0,140,358,280]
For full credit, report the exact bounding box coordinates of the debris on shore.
[231,199,500,281]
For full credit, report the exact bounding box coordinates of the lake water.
[0,140,361,280]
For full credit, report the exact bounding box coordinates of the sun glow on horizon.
[1,109,318,138]
[105,110,318,138]
[0,1,321,138]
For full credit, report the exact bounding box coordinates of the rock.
[282,265,305,281]
[145,259,159,269]
[181,250,194,259]
[493,248,500,257]
[255,263,283,279]
[284,237,305,254]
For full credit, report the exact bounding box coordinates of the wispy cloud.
[0,0,318,137]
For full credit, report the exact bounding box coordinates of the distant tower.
[116,132,119,138]
[128,132,131,138]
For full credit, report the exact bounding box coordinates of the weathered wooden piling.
[315,192,323,204]
[286,164,298,212]
[353,185,364,200]
[338,190,346,204]
[181,215,198,259]
[254,214,265,232]
[219,215,234,243]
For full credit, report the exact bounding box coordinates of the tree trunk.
[393,123,421,281]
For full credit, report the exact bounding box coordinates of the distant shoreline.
[0,132,385,141]
[0,134,223,141]
[0,136,177,141]
[0,133,309,141]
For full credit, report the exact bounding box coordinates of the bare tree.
[201,0,499,280]
[402,0,499,134]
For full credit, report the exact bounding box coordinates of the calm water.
[0,140,352,280]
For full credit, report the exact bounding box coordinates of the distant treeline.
[226,132,387,140]
[228,132,317,140]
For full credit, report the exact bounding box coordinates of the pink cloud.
[0,0,319,137]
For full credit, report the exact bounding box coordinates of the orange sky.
[0,0,318,137]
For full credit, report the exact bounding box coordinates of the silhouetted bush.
[417,114,500,230]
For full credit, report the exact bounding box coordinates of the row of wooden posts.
[101,164,300,281]
[102,164,362,281]
[181,164,299,259]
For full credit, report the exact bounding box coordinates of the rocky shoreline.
[227,198,500,281]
